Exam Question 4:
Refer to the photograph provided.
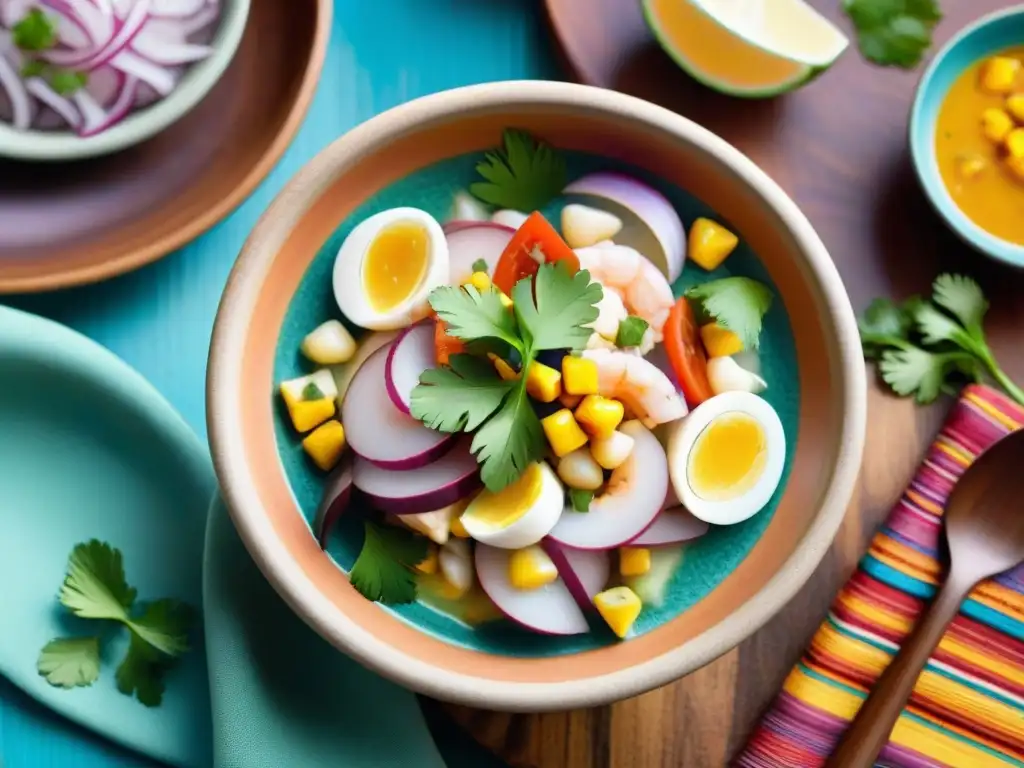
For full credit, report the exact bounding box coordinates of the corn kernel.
[619,547,651,577]
[508,546,558,590]
[700,323,743,358]
[689,217,739,271]
[559,391,583,410]
[955,153,987,181]
[593,586,643,639]
[467,271,492,292]
[575,395,624,438]
[1006,128,1024,159]
[525,361,562,403]
[982,108,1015,143]
[1007,155,1024,183]
[561,355,599,395]
[288,398,335,433]
[302,420,346,470]
[981,56,1022,94]
[541,408,590,457]
[415,546,439,575]
[1008,93,1024,123]
[450,515,470,538]
[498,291,513,309]
[488,353,520,381]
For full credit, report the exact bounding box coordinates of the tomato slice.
[491,211,580,295]
[433,313,464,366]
[664,297,714,408]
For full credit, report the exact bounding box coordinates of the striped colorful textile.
[736,385,1024,768]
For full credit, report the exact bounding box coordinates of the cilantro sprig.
[469,129,566,212]
[349,523,429,605]
[860,274,1024,405]
[842,0,942,69]
[685,276,773,350]
[12,9,89,95]
[37,541,196,707]
[411,263,602,492]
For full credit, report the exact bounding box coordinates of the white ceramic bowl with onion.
[0,0,249,161]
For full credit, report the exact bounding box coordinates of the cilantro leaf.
[569,489,593,512]
[842,0,941,69]
[469,129,566,211]
[879,348,972,404]
[12,9,57,51]
[37,637,101,689]
[429,283,521,350]
[349,523,428,605]
[116,633,171,708]
[913,302,978,351]
[128,599,194,658]
[410,354,515,432]
[470,384,545,492]
[472,258,488,274]
[47,69,88,96]
[858,296,919,359]
[512,263,602,352]
[685,277,773,350]
[932,273,987,339]
[21,60,47,78]
[616,316,649,348]
[59,540,136,622]
[302,382,324,401]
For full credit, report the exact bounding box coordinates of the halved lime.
[642,0,849,98]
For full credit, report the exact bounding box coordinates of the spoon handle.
[823,577,970,768]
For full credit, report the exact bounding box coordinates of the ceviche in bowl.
[208,81,865,710]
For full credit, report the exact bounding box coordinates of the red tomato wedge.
[491,211,580,295]
[664,297,714,407]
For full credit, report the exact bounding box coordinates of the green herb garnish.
[616,316,650,348]
[48,69,88,96]
[20,60,47,78]
[860,274,1023,405]
[12,9,57,51]
[471,258,488,274]
[302,382,325,401]
[569,489,594,512]
[470,129,566,212]
[411,263,601,492]
[842,0,942,69]
[685,276,773,350]
[349,522,429,605]
[36,540,196,707]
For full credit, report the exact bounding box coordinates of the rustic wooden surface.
[425,1,1024,765]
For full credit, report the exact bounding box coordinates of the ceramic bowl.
[0,0,250,162]
[909,5,1024,268]
[207,80,866,711]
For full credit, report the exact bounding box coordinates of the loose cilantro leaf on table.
[12,9,57,51]
[349,523,429,605]
[842,0,942,69]
[37,637,101,689]
[37,540,196,706]
[470,129,566,211]
[685,277,773,350]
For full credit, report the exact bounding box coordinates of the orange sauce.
[935,48,1024,245]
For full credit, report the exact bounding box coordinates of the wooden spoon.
[825,428,1024,767]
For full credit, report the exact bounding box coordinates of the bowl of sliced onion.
[0,0,249,161]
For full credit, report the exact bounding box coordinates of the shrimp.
[575,242,675,340]
[582,348,687,428]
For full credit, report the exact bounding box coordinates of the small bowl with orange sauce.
[910,5,1024,267]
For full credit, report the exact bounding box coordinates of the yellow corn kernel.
[981,56,1022,94]
[301,420,346,471]
[574,395,624,438]
[525,361,562,403]
[488,353,520,381]
[619,547,651,577]
[467,271,492,292]
[700,322,743,358]
[1008,94,1024,123]
[541,408,590,458]
[1006,128,1024,159]
[593,586,643,639]
[508,546,558,590]
[498,291,513,309]
[1007,155,1024,183]
[982,108,1015,143]
[415,546,439,575]
[559,391,583,410]
[561,355,599,396]
[689,217,739,271]
[288,398,335,433]
[955,153,987,181]
[450,515,470,538]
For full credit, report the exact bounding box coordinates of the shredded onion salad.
[0,0,220,137]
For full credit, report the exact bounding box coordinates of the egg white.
[332,207,449,331]
[666,391,785,526]
[461,462,564,549]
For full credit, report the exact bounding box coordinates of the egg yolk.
[465,463,544,529]
[362,221,429,312]
[687,412,767,502]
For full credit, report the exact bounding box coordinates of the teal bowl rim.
[0,0,250,162]
[909,4,1024,269]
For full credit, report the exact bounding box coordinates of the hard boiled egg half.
[460,462,564,549]
[666,391,785,526]
[333,207,449,331]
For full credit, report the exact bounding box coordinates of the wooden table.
[422,1,1024,765]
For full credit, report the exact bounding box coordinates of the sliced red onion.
[110,49,177,94]
[541,540,610,613]
[0,0,33,29]
[131,29,211,65]
[628,507,709,547]
[26,77,81,128]
[150,0,205,18]
[385,321,435,415]
[110,0,133,18]
[313,456,354,550]
[38,0,94,49]
[79,74,136,136]
[442,221,514,285]
[84,63,124,107]
[46,0,150,70]
[0,48,31,129]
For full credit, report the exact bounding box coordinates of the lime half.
[642,0,849,98]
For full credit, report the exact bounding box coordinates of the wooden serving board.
[425,1,1024,765]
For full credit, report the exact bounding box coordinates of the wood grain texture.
[427,0,1024,765]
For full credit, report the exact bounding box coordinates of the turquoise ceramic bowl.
[909,5,1024,268]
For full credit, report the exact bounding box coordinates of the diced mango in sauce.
[302,420,346,470]
[981,56,1022,94]
[689,218,739,271]
[1006,128,1024,159]
[1007,155,1024,183]
[982,108,1015,143]
[594,586,643,639]
[955,153,987,181]
[700,322,743,358]
[1007,93,1024,123]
